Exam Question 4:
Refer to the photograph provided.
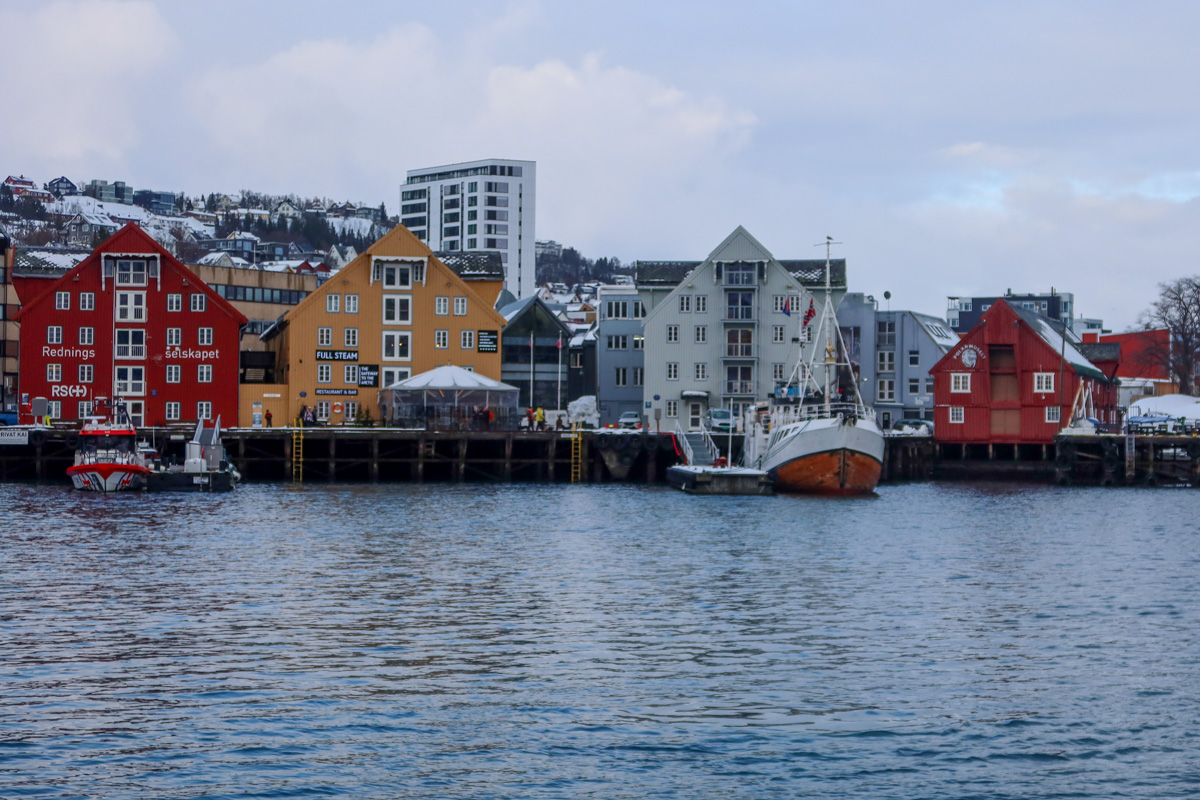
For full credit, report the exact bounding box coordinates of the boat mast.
[817,236,841,417]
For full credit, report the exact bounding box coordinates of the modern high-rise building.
[401,159,536,299]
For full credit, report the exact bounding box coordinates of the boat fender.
[65,433,79,449]
[616,434,633,452]
[1145,473,1159,487]
[596,432,613,449]
[29,429,46,447]
[618,452,635,467]
[1102,452,1119,471]
[658,434,675,453]
[642,435,656,452]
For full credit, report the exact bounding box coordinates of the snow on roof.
[197,252,231,265]
[14,247,91,272]
[388,365,518,392]
[73,211,117,228]
[1128,394,1200,421]
[912,312,958,352]
[1008,302,1106,381]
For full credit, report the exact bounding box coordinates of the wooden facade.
[930,299,1119,444]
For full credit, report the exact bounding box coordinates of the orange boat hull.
[769,448,882,495]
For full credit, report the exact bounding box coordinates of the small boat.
[146,417,240,492]
[742,238,885,495]
[66,398,151,492]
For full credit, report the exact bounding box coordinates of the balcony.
[723,343,756,359]
[115,345,146,359]
[724,380,756,395]
[724,307,756,321]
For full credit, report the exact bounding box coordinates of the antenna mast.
[816,236,842,416]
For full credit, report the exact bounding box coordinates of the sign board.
[0,428,29,446]
[477,330,499,353]
[357,364,380,388]
[252,401,263,429]
[315,388,359,396]
[645,401,651,408]
[316,350,359,361]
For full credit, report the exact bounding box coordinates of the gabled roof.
[13,223,248,327]
[13,246,92,274]
[1006,301,1107,381]
[635,233,846,289]
[497,295,574,337]
[911,312,959,352]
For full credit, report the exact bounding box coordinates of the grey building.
[594,285,647,426]
[83,179,133,204]
[948,290,1075,332]
[872,310,958,429]
[133,189,178,216]
[637,227,846,432]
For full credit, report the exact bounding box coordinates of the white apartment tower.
[401,159,536,299]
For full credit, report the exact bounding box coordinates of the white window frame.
[344,401,359,421]
[47,325,63,345]
[667,325,679,343]
[344,364,359,384]
[461,330,475,350]
[316,401,331,421]
[666,400,678,418]
[382,331,411,361]
[1046,405,1061,423]
[55,291,70,311]
[326,293,340,313]
[344,294,359,314]
[772,363,786,382]
[189,293,206,312]
[166,327,181,347]
[198,327,214,346]
[679,295,692,313]
[877,379,895,403]
[318,327,332,347]
[197,401,212,420]
[47,364,62,384]
[772,325,785,344]
[453,296,468,315]
[634,367,644,386]
[909,378,920,395]
[80,292,95,311]
[165,402,180,421]
[47,401,61,419]
[1034,372,1055,393]
[78,364,93,384]
[382,294,412,325]
[434,329,449,349]
[877,350,895,373]
[344,328,359,348]
[114,366,145,396]
[197,364,213,383]
[77,400,93,418]
[435,296,449,315]
[695,362,708,381]
[949,406,965,424]
[167,293,182,312]
[382,367,410,387]
[695,325,707,344]
[695,295,708,314]
[166,365,181,383]
[951,373,971,393]
[666,362,679,380]
[115,328,146,359]
[317,364,332,383]
[117,291,146,322]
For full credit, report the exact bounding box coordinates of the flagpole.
[556,332,563,412]
[529,331,535,409]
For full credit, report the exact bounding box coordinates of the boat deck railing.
[74,450,146,467]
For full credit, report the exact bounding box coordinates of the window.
[166,365,181,383]
[909,350,920,366]
[959,300,972,312]
[382,294,411,324]
[166,328,181,346]
[316,401,330,421]
[877,320,895,346]
[877,351,895,373]
[190,293,206,312]
[453,297,467,315]
[607,335,627,350]
[47,401,61,420]
[327,294,340,313]
[435,330,449,348]
[114,366,144,395]
[772,325,785,343]
[113,259,148,285]
[773,363,786,382]
[461,330,475,349]
[77,400,93,418]
[78,364,93,383]
[318,327,332,347]
[167,293,182,312]
[679,295,692,313]
[925,377,935,394]
[382,367,410,387]
[165,402,180,421]
[1046,405,1061,423]
[117,292,146,321]
[695,295,708,314]
[909,378,920,395]
[606,300,628,319]
[878,379,895,402]
[666,400,678,418]
[47,326,63,345]
[197,365,213,383]
[377,260,419,289]
[724,262,755,286]
[667,325,679,343]
[344,328,359,348]
[55,291,70,310]
[694,325,707,344]
[633,300,645,318]
[197,402,212,420]
[615,367,628,387]
[80,292,95,311]
[1034,372,1054,393]
[667,362,679,380]
[633,367,644,386]
[344,401,359,420]
[345,294,359,314]
[435,296,449,315]
[198,327,213,346]
[383,331,411,360]
[950,406,965,424]
[726,291,754,320]
[47,363,62,382]
[344,364,359,384]
[774,294,801,313]
[570,352,583,368]
[695,362,708,381]
[951,373,971,393]
[317,364,332,383]
[633,335,644,350]
[115,329,145,359]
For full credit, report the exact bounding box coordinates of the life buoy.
[333,402,343,414]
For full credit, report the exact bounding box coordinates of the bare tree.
[1140,276,1200,395]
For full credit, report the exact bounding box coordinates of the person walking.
[265,409,273,428]
[535,407,545,431]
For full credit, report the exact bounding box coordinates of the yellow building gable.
[270,225,509,425]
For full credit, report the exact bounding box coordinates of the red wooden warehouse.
[930,299,1120,444]
[13,224,247,426]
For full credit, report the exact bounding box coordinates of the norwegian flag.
[802,298,816,327]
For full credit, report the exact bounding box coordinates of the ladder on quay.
[291,420,304,483]
[570,423,583,483]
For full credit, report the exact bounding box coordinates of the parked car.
[707,408,734,432]
[618,411,643,429]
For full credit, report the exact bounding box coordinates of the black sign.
[478,330,499,353]
[358,364,380,388]
[316,350,358,361]
[315,388,359,396]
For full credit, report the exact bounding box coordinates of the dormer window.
[116,259,148,286]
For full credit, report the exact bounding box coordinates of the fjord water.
[2,483,1198,799]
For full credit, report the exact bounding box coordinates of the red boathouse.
[931,299,1120,445]
[13,224,247,426]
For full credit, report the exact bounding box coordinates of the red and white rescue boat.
[66,398,151,493]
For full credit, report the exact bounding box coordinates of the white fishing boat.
[742,238,884,495]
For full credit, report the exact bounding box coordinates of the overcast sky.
[3,0,1199,329]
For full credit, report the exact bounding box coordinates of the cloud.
[0,1,175,164]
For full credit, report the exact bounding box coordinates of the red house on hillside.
[13,224,247,426]
[931,299,1120,445]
